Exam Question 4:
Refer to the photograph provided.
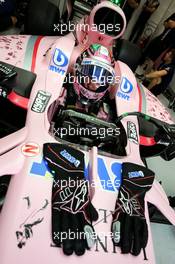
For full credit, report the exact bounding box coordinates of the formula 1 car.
[0,1,175,264]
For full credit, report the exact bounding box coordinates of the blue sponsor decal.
[49,48,68,75]
[53,48,68,67]
[120,77,133,94]
[60,149,80,167]
[111,162,122,190]
[49,65,66,75]
[30,158,122,192]
[117,77,133,101]
[30,159,49,177]
[128,171,144,179]
[97,158,122,192]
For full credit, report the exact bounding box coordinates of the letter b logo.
[120,77,133,94]
[53,48,68,67]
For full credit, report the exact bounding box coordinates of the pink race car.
[0,1,175,264]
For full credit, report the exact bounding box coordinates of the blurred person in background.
[129,0,160,43]
[140,13,175,70]
[0,0,16,31]
[0,0,29,32]
[144,49,175,96]
[122,0,141,23]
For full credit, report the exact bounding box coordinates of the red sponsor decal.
[21,143,40,157]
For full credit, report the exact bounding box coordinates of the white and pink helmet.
[74,44,116,105]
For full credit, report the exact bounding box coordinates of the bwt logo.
[117,77,133,101]
[49,48,68,75]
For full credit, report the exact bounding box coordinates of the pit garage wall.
[124,0,175,39]
[49,0,67,16]
[141,0,175,39]
[124,0,175,92]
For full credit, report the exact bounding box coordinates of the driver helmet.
[73,44,116,105]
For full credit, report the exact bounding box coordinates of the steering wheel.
[51,109,127,155]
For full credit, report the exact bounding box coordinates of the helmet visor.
[79,59,115,87]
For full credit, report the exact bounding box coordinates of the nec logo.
[117,77,133,101]
[49,48,68,75]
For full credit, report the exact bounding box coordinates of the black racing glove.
[111,162,155,256]
[43,143,98,256]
